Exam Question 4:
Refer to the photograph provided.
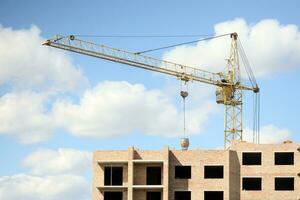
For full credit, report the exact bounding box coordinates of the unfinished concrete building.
[92,141,300,200]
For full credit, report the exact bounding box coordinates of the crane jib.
[44,39,226,87]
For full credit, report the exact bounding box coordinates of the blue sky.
[0,0,299,199]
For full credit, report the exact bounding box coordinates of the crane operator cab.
[216,86,235,105]
[216,87,224,104]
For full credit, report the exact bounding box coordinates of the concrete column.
[229,150,240,200]
[163,146,169,200]
[128,147,134,200]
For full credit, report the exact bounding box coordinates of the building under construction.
[92,141,299,200]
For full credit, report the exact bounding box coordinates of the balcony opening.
[147,191,161,200]
[275,177,294,190]
[175,166,191,179]
[147,166,161,185]
[175,191,191,200]
[104,166,123,186]
[242,152,261,165]
[275,152,294,165]
[204,191,223,200]
[242,177,262,190]
[204,166,224,179]
[104,192,122,200]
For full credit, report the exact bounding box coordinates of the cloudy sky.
[0,0,300,199]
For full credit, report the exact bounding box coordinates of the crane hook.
[180,91,189,98]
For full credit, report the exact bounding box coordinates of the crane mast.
[43,33,258,149]
[223,33,243,148]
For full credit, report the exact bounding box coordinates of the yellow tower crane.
[43,33,259,149]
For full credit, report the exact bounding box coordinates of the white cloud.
[0,25,88,93]
[53,81,217,138]
[0,148,92,200]
[0,24,88,143]
[244,124,291,144]
[0,91,54,144]
[163,18,300,78]
[23,148,92,175]
[0,81,216,143]
[0,174,90,200]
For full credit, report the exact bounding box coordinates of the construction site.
[43,32,300,200]
[92,141,299,200]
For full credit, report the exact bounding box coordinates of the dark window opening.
[104,166,123,185]
[275,177,294,190]
[147,166,161,185]
[204,166,224,179]
[242,177,262,190]
[275,152,294,165]
[242,152,261,165]
[175,191,191,200]
[147,191,161,200]
[175,166,191,179]
[104,192,122,200]
[104,167,111,185]
[204,191,224,200]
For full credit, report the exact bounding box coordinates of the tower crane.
[43,33,259,149]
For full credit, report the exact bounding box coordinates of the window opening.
[104,166,123,185]
[275,152,294,165]
[204,191,224,200]
[242,177,262,190]
[275,177,294,190]
[147,166,161,185]
[204,166,224,179]
[175,191,191,200]
[175,166,191,179]
[242,152,261,165]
